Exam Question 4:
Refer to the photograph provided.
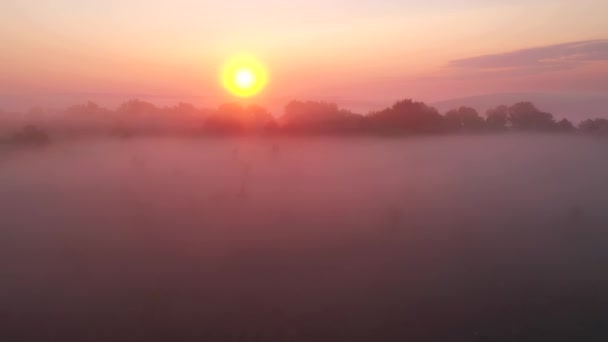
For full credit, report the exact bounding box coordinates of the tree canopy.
[1,97,605,142]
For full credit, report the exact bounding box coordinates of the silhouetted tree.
[1,97,590,139]
[58,101,115,135]
[159,102,208,134]
[113,99,166,135]
[578,118,608,135]
[163,102,207,121]
[486,105,509,131]
[11,124,50,145]
[203,103,247,134]
[281,100,364,134]
[508,102,556,131]
[367,99,444,134]
[65,101,110,116]
[164,102,200,116]
[556,118,575,132]
[444,106,485,132]
[117,99,160,117]
[203,103,276,135]
[245,104,279,134]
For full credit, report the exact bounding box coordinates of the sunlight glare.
[221,55,268,98]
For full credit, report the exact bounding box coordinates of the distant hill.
[433,92,608,121]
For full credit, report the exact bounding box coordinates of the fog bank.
[1,135,607,341]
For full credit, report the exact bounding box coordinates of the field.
[1,135,607,341]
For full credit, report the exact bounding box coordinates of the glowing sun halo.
[221,55,268,98]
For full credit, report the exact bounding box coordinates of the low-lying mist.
[1,135,607,341]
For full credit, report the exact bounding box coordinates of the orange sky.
[1,0,608,111]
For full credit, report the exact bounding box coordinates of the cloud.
[448,39,608,72]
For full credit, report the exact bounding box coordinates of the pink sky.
[1,0,608,111]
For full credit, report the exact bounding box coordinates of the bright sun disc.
[221,55,268,98]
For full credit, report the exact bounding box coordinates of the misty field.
[1,135,608,341]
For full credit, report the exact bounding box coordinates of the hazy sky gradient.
[1,0,607,110]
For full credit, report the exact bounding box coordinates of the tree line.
[2,98,608,144]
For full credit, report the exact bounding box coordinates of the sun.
[221,55,268,98]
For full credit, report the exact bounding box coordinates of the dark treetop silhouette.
[3,97,607,144]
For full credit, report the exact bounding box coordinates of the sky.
[1,0,608,111]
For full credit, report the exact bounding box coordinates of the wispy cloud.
[449,39,608,73]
